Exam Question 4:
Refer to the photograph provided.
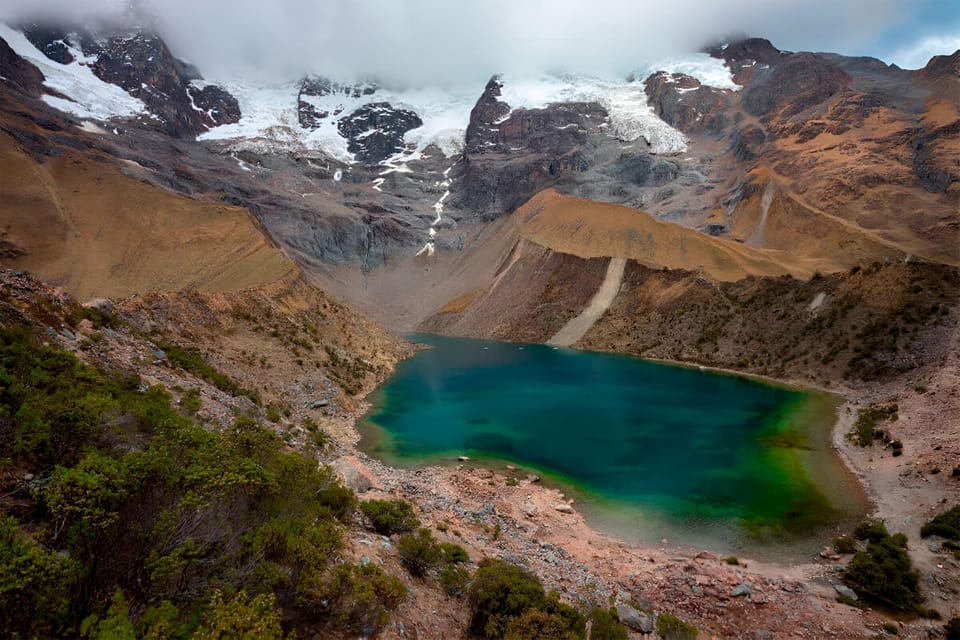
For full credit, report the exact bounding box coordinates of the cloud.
[0,0,953,85]
[887,34,960,69]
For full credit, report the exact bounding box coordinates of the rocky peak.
[19,23,95,65]
[14,20,238,135]
[297,75,377,129]
[464,76,511,155]
[644,71,731,136]
[336,102,423,164]
[93,32,238,136]
[708,38,786,85]
[0,36,45,96]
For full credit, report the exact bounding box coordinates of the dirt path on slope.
[548,257,626,347]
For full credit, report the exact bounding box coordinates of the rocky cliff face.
[16,20,239,136]
[337,102,423,164]
[0,36,44,96]
[297,75,377,127]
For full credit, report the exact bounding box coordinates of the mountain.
[1,15,959,639]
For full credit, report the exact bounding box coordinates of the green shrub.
[193,590,287,640]
[843,533,923,611]
[316,479,358,523]
[0,516,80,637]
[834,536,858,554]
[723,556,739,565]
[440,564,471,598]
[656,612,698,639]
[587,607,630,640]
[159,341,261,405]
[439,542,470,564]
[503,608,580,640]
[850,404,898,447]
[881,621,899,634]
[920,505,960,540]
[468,559,546,638]
[322,562,405,636]
[80,589,136,640]
[398,528,443,577]
[854,519,889,543]
[181,387,202,413]
[360,499,420,535]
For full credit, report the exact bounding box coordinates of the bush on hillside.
[656,612,699,639]
[843,531,923,612]
[360,499,420,535]
[944,617,960,640]
[468,559,546,638]
[587,607,630,640]
[398,528,443,577]
[440,564,471,598]
[920,505,960,540]
[321,562,406,637]
[853,519,889,543]
[0,326,405,638]
[466,559,586,639]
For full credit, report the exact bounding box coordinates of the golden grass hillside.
[515,189,829,281]
[0,132,293,300]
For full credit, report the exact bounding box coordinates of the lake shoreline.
[334,322,960,637]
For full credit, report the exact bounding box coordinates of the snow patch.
[0,23,146,121]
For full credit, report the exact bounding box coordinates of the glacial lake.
[359,334,867,556]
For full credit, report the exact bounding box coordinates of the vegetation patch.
[467,559,603,639]
[843,521,925,613]
[158,340,261,405]
[0,326,402,637]
[849,403,898,447]
[360,499,420,535]
[656,612,699,639]
[920,506,960,540]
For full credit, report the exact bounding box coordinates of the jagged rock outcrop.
[297,75,376,129]
[463,76,510,154]
[93,33,239,136]
[0,37,44,96]
[453,76,608,217]
[17,21,239,135]
[644,71,731,135]
[707,37,786,85]
[337,102,422,164]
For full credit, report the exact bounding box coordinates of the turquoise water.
[360,334,866,552]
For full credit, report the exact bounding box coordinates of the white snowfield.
[201,53,737,164]
[0,23,146,121]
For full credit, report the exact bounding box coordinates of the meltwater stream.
[359,334,867,556]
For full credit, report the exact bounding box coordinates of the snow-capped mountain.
[198,54,738,166]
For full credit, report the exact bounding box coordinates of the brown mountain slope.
[515,189,903,281]
[0,131,293,300]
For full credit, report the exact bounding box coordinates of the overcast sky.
[0,0,957,84]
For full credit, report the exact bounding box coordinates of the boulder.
[731,582,753,597]
[615,604,654,634]
[833,583,858,601]
[332,456,382,493]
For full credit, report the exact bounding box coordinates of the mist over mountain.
[1,0,955,86]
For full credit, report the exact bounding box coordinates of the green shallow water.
[359,334,867,556]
